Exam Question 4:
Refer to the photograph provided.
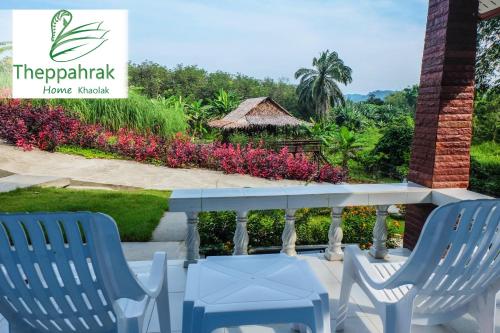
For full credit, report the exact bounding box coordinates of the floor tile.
[148,292,184,333]
[167,265,187,292]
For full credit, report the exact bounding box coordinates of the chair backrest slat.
[62,218,114,324]
[422,203,497,293]
[42,217,103,331]
[404,200,500,316]
[25,219,92,332]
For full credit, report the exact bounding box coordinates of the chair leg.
[381,299,413,333]
[470,290,496,333]
[313,297,330,333]
[156,287,171,333]
[336,256,355,331]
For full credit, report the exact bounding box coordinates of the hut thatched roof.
[208,97,309,130]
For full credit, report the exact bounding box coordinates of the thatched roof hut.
[208,97,309,130]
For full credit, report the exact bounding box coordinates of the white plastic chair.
[0,212,171,333]
[337,199,500,333]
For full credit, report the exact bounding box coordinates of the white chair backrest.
[0,212,145,333]
[397,199,499,314]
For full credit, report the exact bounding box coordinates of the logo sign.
[12,10,128,98]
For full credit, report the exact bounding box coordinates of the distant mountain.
[346,90,394,102]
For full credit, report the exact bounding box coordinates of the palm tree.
[295,50,352,121]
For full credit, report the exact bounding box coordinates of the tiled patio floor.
[0,250,498,333]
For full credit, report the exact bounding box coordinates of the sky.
[0,0,428,94]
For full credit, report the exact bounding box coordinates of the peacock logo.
[49,10,110,62]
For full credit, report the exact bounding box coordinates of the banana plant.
[209,88,240,118]
[186,100,213,137]
[333,126,361,169]
[303,118,338,146]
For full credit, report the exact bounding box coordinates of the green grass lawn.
[56,145,123,159]
[0,187,170,242]
[344,127,400,183]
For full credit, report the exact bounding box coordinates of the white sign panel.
[12,10,128,98]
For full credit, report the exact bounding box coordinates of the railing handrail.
[169,182,433,212]
[170,183,493,212]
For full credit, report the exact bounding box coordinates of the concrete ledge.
[431,188,494,206]
[0,174,71,193]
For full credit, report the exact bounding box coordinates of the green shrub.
[198,211,237,255]
[470,141,500,196]
[342,206,400,249]
[197,207,401,255]
[228,132,250,147]
[227,131,297,149]
[473,90,499,143]
[31,90,187,138]
[366,116,414,180]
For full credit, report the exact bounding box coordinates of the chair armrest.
[143,252,168,298]
[345,245,414,290]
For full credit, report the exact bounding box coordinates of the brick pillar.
[404,0,478,250]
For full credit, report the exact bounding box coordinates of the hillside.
[346,90,394,102]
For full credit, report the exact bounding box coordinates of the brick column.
[404,0,478,250]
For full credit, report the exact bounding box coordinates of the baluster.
[370,205,389,259]
[233,210,249,255]
[281,209,297,256]
[325,207,344,261]
[185,211,200,267]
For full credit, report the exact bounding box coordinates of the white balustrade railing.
[169,183,491,266]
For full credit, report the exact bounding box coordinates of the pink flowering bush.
[0,100,80,151]
[0,101,346,183]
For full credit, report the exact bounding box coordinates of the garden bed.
[0,100,346,183]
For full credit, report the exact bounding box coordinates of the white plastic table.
[182,254,331,333]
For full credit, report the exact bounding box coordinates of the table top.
[184,254,327,307]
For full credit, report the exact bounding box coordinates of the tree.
[332,101,365,130]
[476,17,499,90]
[167,65,208,100]
[295,50,352,121]
[128,61,304,116]
[128,61,170,98]
[368,116,415,179]
[365,93,384,105]
[384,85,419,114]
[473,88,499,143]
